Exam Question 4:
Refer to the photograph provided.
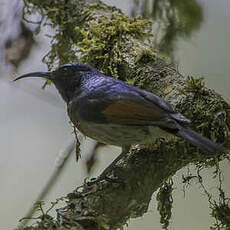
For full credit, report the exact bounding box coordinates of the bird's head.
[14,63,95,103]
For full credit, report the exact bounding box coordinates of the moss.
[134,46,156,64]
[24,0,86,70]
[26,0,84,30]
[175,77,230,167]
[88,2,115,11]
[211,196,230,229]
[24,1,155,81]
[186,75,205,92]
[19,198,66,229]
[76,12,152,79]
[175,76,230,168]
[126,77,137,86]
[156,180,174,229]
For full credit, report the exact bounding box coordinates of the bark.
[20,0,230,229]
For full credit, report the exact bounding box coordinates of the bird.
[14,63,223,183]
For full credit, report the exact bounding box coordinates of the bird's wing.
[135,87,191,125]
[102,96,168,125]
[78,80,190,128]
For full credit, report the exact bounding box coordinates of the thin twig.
[17,137,76,229]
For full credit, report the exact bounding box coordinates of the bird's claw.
[86,175,124,186]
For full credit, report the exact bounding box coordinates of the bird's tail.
[175,126,223,154]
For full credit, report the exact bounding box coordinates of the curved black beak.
[13,71,53,81]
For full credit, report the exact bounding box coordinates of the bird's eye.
[58,66,70,74]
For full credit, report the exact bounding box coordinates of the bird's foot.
[86,146,130,186]
[87,174,123,186]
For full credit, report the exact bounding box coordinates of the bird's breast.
[71,119,171,147]
[67,98,173,147]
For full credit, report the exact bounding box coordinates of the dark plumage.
[14,63,223,182]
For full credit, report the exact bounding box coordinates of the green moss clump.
[134,47,156,64]
[24,0,86,70]
[211,203,230,229]
[156,180,174,230]
[76,12,152,78]
[177,76,230,146]
[88,2,115,11]
[24,1,155,80]
[186,76,205,92]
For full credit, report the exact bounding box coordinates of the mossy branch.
[20,0,230,229]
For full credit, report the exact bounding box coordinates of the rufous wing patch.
[103,99,159,124]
